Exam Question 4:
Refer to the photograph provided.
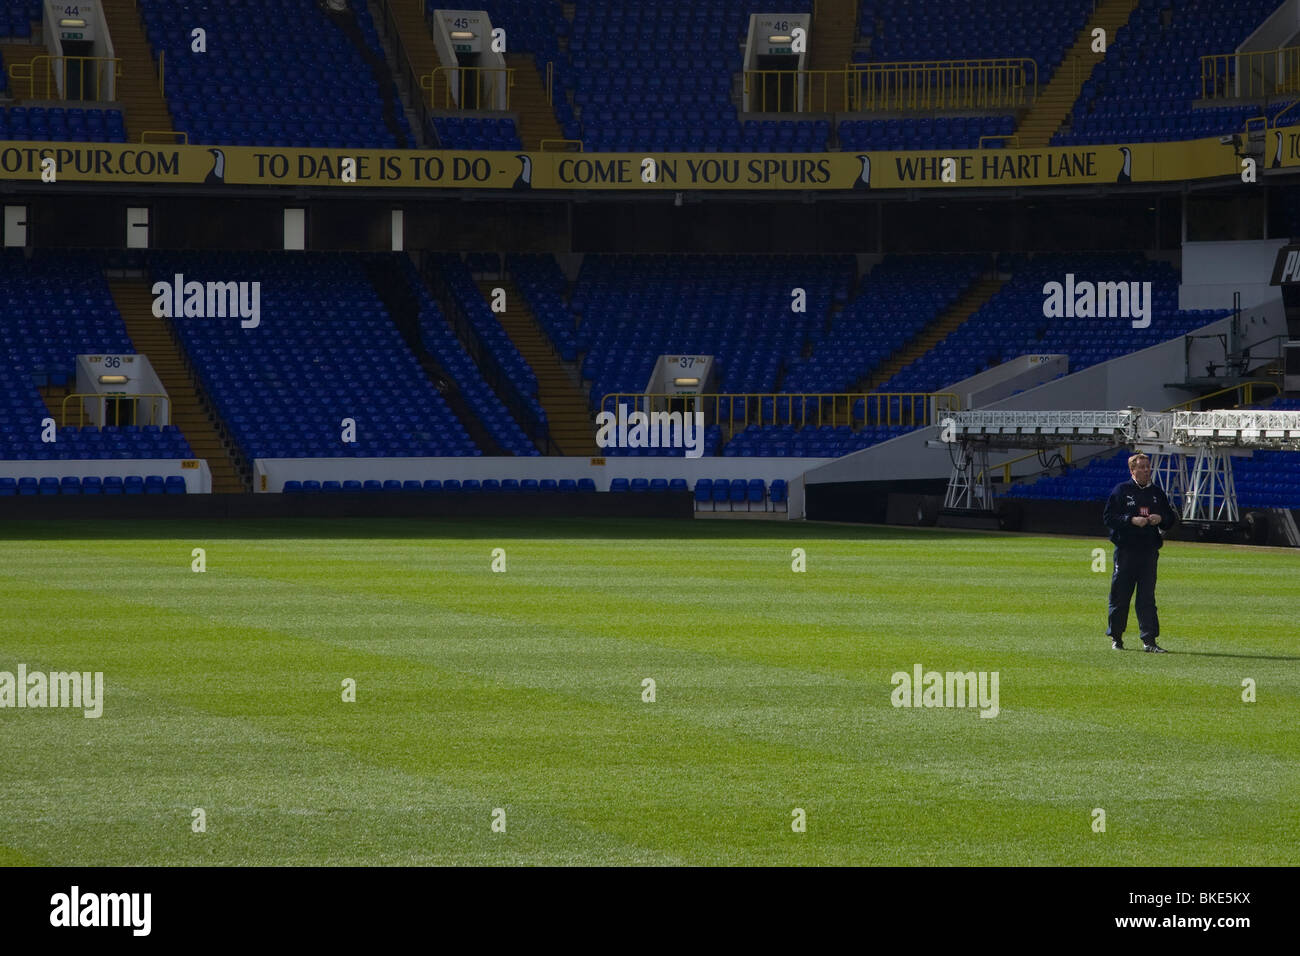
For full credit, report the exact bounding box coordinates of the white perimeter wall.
[1179,239,1288,311]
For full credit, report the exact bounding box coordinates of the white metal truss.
[943,440,991,511]
[944,409,1141,447]
[1184,445,1239,523]
[1148,452,1187,514]
[939,407,1300,521]
[1172,410,1300,449]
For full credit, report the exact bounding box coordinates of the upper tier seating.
[567,0,824,152]
[138,0,410,148]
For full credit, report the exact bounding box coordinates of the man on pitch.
[1102,452,1179,652]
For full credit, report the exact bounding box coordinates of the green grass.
[0,517,1296,866]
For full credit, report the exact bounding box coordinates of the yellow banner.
[0,137,1243,189]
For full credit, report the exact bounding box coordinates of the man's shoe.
[1143,642,1167,653]
[1111,639,1124,650]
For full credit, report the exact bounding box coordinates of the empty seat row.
[0,475,186,495]
[692,477,788,509]
[282,478,600,493]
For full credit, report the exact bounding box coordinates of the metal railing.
[419,254,551,453]
[742,68,856,113]
[599,392,961,430]
[421,65,515,110]
[539,138,582,151]
[1201,45,1300,101]
[1164,380,1281,412]
[986,445,1077,485]
[849,58,1037,112]
[7,55,120,101]
[61,393,171,428]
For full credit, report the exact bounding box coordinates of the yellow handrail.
[847,57,1037,112]
[741,68,855,113]
[61,393,171,429]
[7,55,121,101]
[159,49,164,97]
[422,65,515,110]
[539,138,582,151]
[1201,45,1300,100]
[546,58,553,107]
[1163,380,1280,412]
[600,392,961,430]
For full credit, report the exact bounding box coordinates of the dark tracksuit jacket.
[1102,479,1179,642]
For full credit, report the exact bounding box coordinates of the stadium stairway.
[1015,0,1139,148]
[99,0,174,143]
[386,1,440,110]
[807,0,858,113]
[109,281,247,493]
[858,274,1007,393]
[36,383,67,423]
[505,52,562,150]
[475,277,595,455]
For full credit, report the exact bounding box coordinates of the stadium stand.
[838,115,1016,152]
[0,250,194,462]
[435,254,546,434]
[877,253,1231,394]
[0,107,127,143]
[137,0,411,148]
[0,0,38,40]
[567,0,825,152]
[0,472,187,493]
[572,254,855,408]
[782,254,986,395]
[391,255,541,456]
[859,0,1090,74]
[430,115,523,150]
[1055,0,1289,145]
[149,251,479,460]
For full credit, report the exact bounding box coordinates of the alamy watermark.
[595,403,706,458]
[0,665,103,718]
[890,663,999,718]
[50,886,150,936]
[1042,273,1152,329]
[151,273,261,328]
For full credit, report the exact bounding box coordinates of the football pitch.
[0,517,1296,866]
